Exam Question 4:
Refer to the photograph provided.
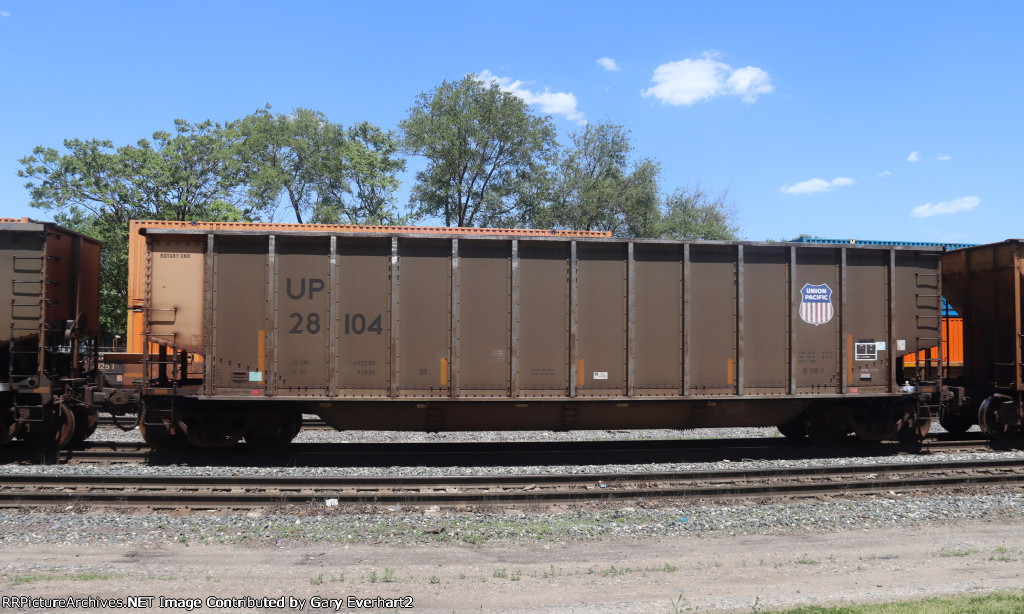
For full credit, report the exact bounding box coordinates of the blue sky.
[1,1,1020,243]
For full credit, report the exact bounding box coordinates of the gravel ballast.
[3,425,1023,613]
[1,492,1023,548]
[1,425,1021,547]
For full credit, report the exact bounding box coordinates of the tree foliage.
[324,121,408,225]
[232,108,405,225]
[539,122,738,240]
[400,75,557,228]
[542,122,662,237]
[232,107,330,223]
[658,185,739,240]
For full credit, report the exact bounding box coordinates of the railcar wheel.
[139,407,188,452]
[243,409,301,453]
[977,394,1022,440]
[897,403,931,444]
[0,406,14,446]
[776,414,807,439]
[68,404,99,447]
[804,406,850,446]
[56,403,77,448]
[26,403,76,449]
[938,407,974,436]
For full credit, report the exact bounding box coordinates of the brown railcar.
[941,240,1024,436]
[134,224,941,450]
[0,218,102,446]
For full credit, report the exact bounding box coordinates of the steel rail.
[2,458,1023,508]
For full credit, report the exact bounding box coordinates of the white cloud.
[877,171,893,178]
[906,151,921,162]
[641,51,772,106]
[476,70,583,122]
[910,196,980,218]
[597,57,620,72]
[779,177,855,195]
[937,154,952,161]
[725,66,773,103]
[0,11,10,17]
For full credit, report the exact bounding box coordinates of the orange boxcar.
[902,317,963,376]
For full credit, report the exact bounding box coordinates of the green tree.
[233,108,406,225]
[312,121,407,225]
[400,75,557,228]
[541,122,662,237]
[18,119,249,335]
[233,107,344,224]
[658,185,739,240]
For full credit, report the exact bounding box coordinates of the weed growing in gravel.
[6,573,123,586]
[989,547,1015,562]
[939,548,978,558]
[794,554,820,565]
[74,573,115,581]
[751,589,1024,612]
[429,575,440,584]
[310,572,346,585]
[597,565,632,577]
[493,568,508,579]
[668,594,695,613]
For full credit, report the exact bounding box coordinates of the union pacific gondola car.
[129,222,942,451]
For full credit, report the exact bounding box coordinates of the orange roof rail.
[129,219,610,237]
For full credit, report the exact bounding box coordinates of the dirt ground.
[2,519,1023,613]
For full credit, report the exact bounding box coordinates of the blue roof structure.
[791,237,975,250]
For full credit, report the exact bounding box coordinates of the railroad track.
[2,457,1023,509]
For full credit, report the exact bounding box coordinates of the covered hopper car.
[939,239,1024,437]
[1,218,103,446]
[131,223,943,451]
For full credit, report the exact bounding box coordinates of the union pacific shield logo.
[799,283,834,326]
